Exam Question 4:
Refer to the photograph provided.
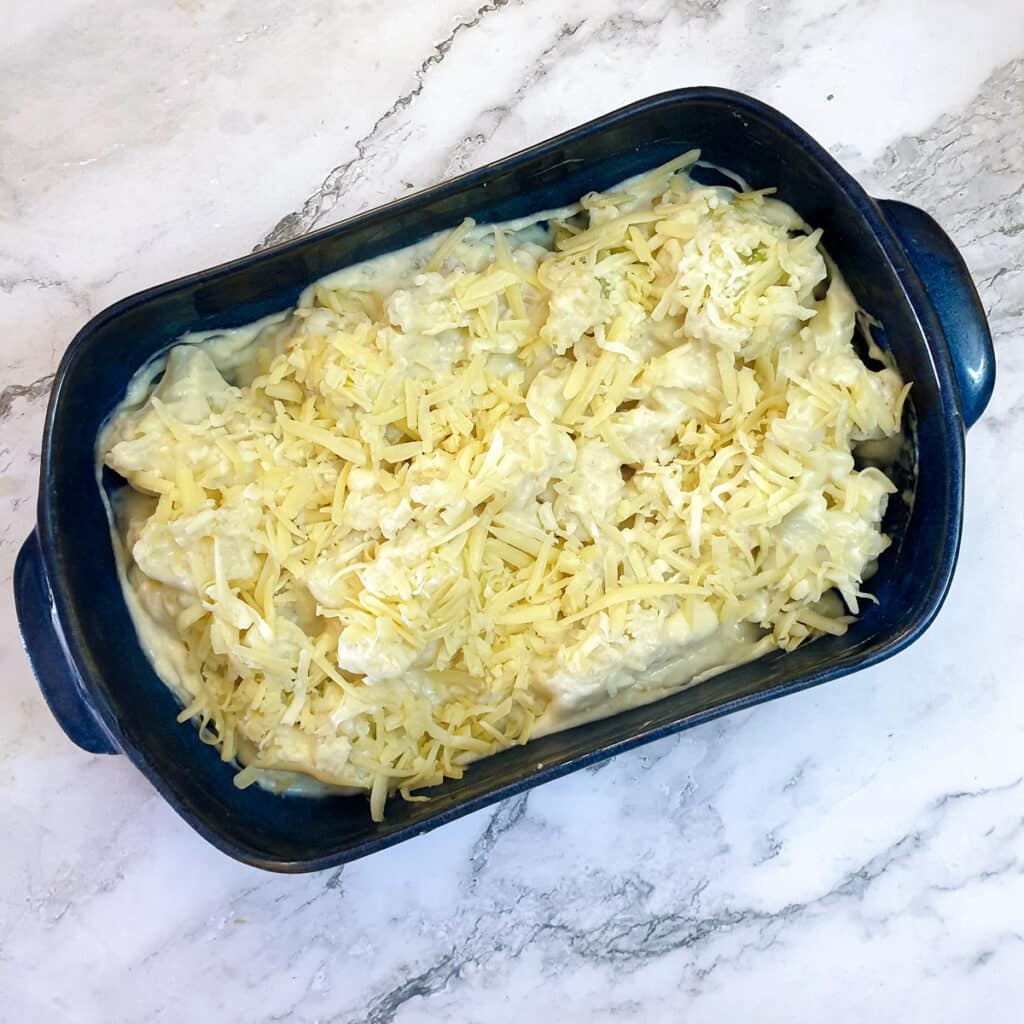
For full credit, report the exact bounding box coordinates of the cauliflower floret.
[336,615,424,682]
[385,272,470,335]
[606,404,681,463]
[525,358,572,421]
[468,418,577,509]
[655,207,826,359]
[554,437,624,534]
[341,467,414,535]
[540,263,606,354]
[131,502,262,594]
[542,601,720,714]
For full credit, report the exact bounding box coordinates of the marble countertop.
[2,1,1023,1020]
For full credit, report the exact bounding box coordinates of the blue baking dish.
[14,87,994,871]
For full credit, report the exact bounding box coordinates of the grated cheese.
[101,152,909,821]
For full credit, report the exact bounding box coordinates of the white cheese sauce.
[98,154,909,812]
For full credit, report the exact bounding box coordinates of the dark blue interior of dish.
[39,89,963,870]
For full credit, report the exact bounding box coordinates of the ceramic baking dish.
[14,87,994,871]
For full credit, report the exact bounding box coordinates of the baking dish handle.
[877,198,995,430]
[13,532,119,755]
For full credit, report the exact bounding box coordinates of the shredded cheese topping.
[101,152,909,820]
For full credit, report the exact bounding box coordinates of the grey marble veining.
[2,2,1023,1021]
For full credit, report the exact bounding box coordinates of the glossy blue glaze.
[876,199,995,428]
[15,533,119,755]
[13,88,995,872]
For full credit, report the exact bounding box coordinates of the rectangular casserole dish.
[14,87,995,872]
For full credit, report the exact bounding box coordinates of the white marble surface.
[2,1,1023,1019]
